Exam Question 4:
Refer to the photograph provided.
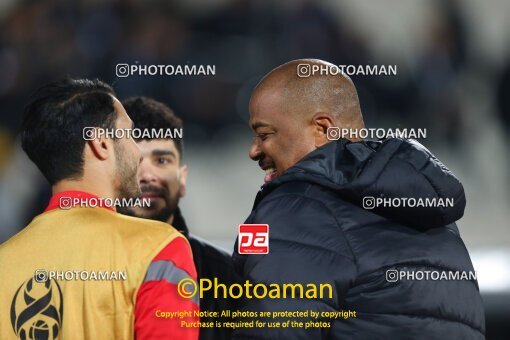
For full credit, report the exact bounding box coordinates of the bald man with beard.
[232,59,485,339]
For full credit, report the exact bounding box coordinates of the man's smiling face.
[126,138,187,223]
[248,87,317,184]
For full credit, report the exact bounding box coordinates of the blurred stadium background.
[0,0,508,337]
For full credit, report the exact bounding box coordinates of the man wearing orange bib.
[0,78,199,339]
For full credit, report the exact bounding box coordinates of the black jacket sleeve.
[232,193,357,339]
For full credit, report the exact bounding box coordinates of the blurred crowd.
[1,0,507,139]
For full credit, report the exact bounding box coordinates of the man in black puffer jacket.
[232,59,485,339]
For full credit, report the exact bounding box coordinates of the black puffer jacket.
[232,138,485,339]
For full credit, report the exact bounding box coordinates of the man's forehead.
[112,96,123,111]
[137,139,178,153]
[113,97,129,120]
[251,85,283,107]
[249,88,286,129]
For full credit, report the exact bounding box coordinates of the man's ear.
[178,164,188,198]
[87,128,111,160]
[312,112,335,148]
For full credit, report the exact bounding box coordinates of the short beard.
[145,199,178,223]
[113,141,141,200]
[118,185,180,223]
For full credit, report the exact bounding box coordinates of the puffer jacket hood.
[258,138,466,231]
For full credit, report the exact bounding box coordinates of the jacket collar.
[172,207,189,237]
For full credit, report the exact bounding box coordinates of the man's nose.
[138,160,157,184]
[249,139,263,161]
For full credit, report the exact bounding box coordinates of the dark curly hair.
[122,96,183,158]
[21,78,116,185]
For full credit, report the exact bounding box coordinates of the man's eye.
[257,133,269,141]
[157,157,170,164]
